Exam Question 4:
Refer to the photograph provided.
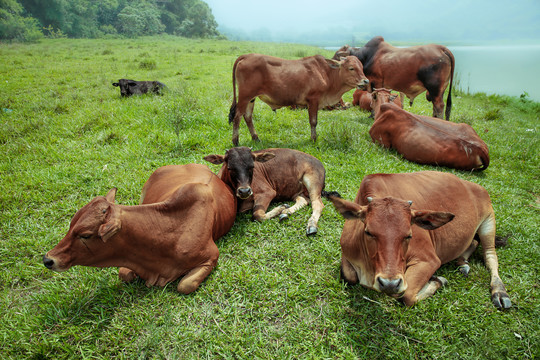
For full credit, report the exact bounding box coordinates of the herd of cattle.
[43,36,511,310]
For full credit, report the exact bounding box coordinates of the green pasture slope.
[0,36,538,359]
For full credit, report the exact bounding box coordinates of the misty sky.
[205,0,540,44]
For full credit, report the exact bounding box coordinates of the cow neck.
[113,203,182,244]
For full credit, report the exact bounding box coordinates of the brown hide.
[228,53,369,145]
[326,171,511,309]
[43,164,236,294]
[369,89,489,171]
[205,147,326,236]
[334,36,455,119]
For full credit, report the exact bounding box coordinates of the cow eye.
[79,234,92,240]
[348,67,355,71]
[364,230,373,237]
[404,234,412,241]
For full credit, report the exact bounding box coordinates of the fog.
[205,0,540,46]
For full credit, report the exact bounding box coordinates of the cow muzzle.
[375,274,406,295]
[42,254,65,272]
[236,187,253,200]
[357,79,370,90]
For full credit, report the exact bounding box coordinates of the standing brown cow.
[325,171,511,309]
[334,36,455,119]
[369,88,489,171]
[43,164,236,294]
[204,147,328,236]
[228,54,369,145]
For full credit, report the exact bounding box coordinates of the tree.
[0,0,43,41]
[117,1,164,38]
[178,1,218,38]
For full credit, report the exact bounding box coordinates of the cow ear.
[98,206,121,242]
[411,210,455,230]
[254,152,275,163]
[325,58,341,69]
[105,188,117,203]
[327,196,367,221]
[112,83,119,87]
[203,154,226,165]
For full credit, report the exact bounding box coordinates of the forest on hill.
[0,0,222,42]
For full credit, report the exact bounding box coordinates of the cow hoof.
[279,213,289,222]
[492,292,512,310]
[306,226,318,236]
[458,264,470,277]
[432,276,448,287]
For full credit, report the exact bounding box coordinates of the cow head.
[204,147,275,199]
[327,195,454,296]
[43,188,122,272]
[112,79,139,97]
[370,88,398,113]
[327,56,369,91]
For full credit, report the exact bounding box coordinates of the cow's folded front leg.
[177,258,218,294]
[118,267,138,282]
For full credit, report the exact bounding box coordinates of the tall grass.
[0,36,538,359]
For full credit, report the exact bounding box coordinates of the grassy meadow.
[0,36,538,359]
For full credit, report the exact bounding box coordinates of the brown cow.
[204,147,328,236]
[228,54,369,145]
[352,89,402,112]
[43,164,236,294]
[325,171,511,309]
[333,36,455,119]
[369,88,489,171]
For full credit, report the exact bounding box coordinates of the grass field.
[0,36,538,359]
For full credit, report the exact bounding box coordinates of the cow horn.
[408,200,413,206]
[367,197,373,203]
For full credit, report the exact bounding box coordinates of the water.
[326,44,540,102]
[449,45,540,101]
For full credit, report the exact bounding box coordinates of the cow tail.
[229,57,241,124]
[444,49,455,120]
[322,190,342,199]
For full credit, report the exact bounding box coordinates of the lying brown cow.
[352,89,402,112]
[204,147,328,236]
[112,79,166,97]
[325,171,511,309]
[334,36,455,119]
[369,88,489,171]
[43,164,236,294]
[229,54,369,145]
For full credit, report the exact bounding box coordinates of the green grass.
[1,36,539,359]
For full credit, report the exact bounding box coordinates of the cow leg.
[177,247,219,294]
[431,96,445,119]
[251,189,277,221]
[243,99,259,142]
[477,214,512,309]
[456,240,478,276]
[118,267,138,282]
[400,255,441,306]
[307,102,319,142]
[278,195,309,227]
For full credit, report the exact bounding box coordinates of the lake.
[326,44,540,102]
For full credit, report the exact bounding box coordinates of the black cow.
[112,79,166,97]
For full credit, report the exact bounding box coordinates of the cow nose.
[43,255,55,269]
[236,187,253,199]
[358,79,369,89]
[377,276,403,294]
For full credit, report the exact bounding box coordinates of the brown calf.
[369,88,489,171]
[228,53,369,145]
[352,89,402,112]
[204,147,327,236]
[325,171,511,309]
[43,164,236,294]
